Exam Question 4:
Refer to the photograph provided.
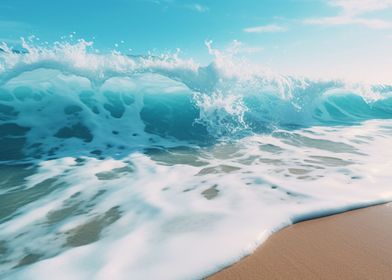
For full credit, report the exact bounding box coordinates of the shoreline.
[207,203,392,280]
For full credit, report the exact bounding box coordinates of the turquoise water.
[0,41,392,279]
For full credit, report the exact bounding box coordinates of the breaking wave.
[0,39,391,161]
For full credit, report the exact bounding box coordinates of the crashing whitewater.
[0,40,392,279]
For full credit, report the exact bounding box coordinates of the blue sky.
[0,0,392,83]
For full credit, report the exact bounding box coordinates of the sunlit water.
[1,40,392,279]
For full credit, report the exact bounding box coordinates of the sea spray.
[0,39,392,279]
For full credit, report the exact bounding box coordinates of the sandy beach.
[208,203,392,280]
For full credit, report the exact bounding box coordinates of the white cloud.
[304,16,392,29]
[329,0,392,15]
[304,0,392,29]
[244,24,287,33]
[186,4,209,13]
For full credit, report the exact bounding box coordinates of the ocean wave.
[0,39,391,161]
[1,39,392,280]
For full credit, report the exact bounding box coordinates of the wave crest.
[0,39,391,161]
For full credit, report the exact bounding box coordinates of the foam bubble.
[0,39,392,280]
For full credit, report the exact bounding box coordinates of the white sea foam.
[0,120,391,279]
[0,39,392,279]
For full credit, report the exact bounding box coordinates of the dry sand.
[208,203,392,280]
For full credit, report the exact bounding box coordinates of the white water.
[0,40,392,279]
[0,120,391,279]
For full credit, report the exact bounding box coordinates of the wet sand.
[208,203,392,280]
